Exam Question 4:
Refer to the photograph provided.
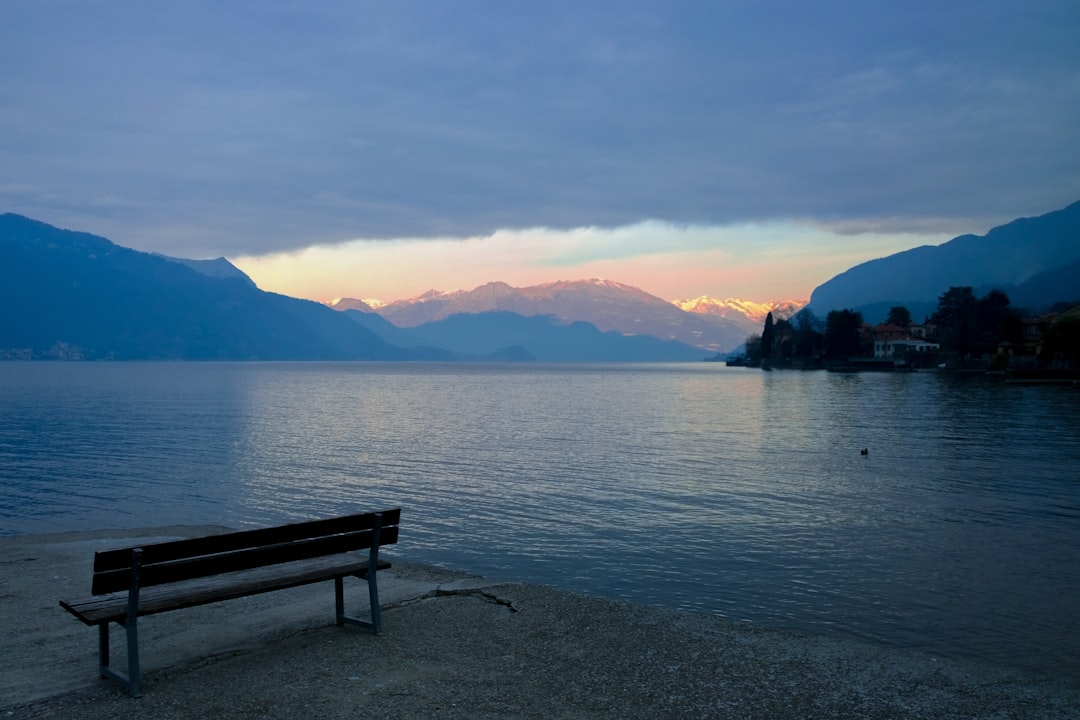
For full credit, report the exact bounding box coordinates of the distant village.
[733,286,1080,379]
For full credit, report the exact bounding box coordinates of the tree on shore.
[1041,311,1080,366]
[974,289,1020,355]
[931,286,1022,358]
[792,308,823,359]
[931,287,977,357]
[760,312,775,364]
[744,333,762,364]
[774,317,794,361]
[886,306,911,328]
[824,309,864,359]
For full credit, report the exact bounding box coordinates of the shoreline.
[3,527,1078,719]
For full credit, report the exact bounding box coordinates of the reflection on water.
[1,361,1078,679]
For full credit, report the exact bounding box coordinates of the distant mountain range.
[328,280,801,353]
[343,309,706,362]
[0,214,435,361]
[6,198,1077,361]
[807,200,1080,322]
[0,214,714,361]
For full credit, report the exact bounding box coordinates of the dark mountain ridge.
[808,201,1080,320]
[0,213,407,360]
[1,214,713,362]
[12,201,1074,361]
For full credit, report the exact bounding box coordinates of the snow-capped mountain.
[329,279,762,353]
[327,297,383,311]
[671,297,805,324]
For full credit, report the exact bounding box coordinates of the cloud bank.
[1,0,1077,262]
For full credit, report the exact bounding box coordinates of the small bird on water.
[860,448,869,456]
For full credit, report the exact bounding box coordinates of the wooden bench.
[59,508,400,696]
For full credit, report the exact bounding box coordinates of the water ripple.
[2,362,1079,679]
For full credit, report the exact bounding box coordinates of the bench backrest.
[91,508,401,595]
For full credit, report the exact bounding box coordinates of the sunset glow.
[232,221,951,304]
[3,2,1076,305]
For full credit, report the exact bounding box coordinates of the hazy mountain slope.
[808,200,1080,315]
[404,311,707,362]
[0,213,407,360]
[1006,259,1080,311]
[153,253,257,286]
[341,309,457,360]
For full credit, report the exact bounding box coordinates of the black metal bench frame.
[59,508,400,696]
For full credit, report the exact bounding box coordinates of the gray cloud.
[2,0,1078,257]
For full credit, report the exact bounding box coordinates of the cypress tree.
[760,311,775,362]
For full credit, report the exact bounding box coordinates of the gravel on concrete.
[2,528,1077,719]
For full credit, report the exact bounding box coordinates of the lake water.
[2,362,1079,680]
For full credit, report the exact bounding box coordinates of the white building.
[874,339,941,359]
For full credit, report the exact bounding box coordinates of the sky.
[2,1,1078,304]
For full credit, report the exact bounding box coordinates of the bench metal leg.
[334,514,384,634]
[97,620,142,697]
[98,623,110,677]
[125,616,141,697]
[335,575,346,626]
[334,574,382,633]
[97,547,144,697]
[368,567,382,633]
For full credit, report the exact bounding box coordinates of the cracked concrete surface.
[0,528,508,708]
[3,528,1079,719]
[395,585,521,613]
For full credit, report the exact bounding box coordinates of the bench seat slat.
[61,552,389,626]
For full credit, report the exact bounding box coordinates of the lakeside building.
[873,338,941,359]
[868,323,941,359]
